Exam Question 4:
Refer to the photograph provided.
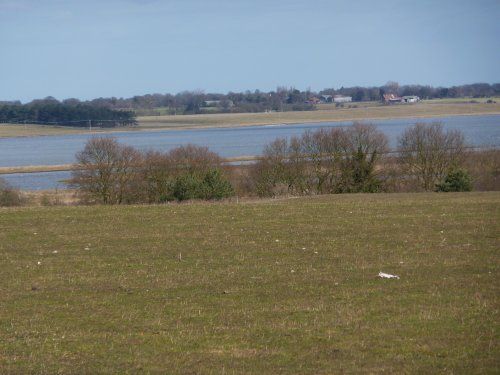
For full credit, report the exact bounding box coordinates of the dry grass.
[0,192,499,374]
[137,101,500,130]
[0,165,78,175]
[0,124,82,138]
[21,189,79,206]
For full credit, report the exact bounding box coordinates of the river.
[1,115,499,190]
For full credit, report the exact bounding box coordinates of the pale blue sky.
[0,0,498,102]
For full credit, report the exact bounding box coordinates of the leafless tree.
[166,144,222,177]
[71,137,142,204]
[141,144,232,202]
[397,122,465,191]
[251,138,292,196]
[337,123,389,193]
[141,150,174,203]
[252,123,388,196]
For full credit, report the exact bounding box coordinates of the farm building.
[402,96,420,103]
[383,94,420,104]
[333,95,352,103]
[305,97,321,104]
[202,100,234,108]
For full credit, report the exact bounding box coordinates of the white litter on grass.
[378,272,400,279]
[52,250,58,254]
[37,261,41,265]
[275,239,280,242]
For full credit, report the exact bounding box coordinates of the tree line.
[249,123,467,196]
[2,82,498,118]
[0,99,136,127]
[84,82,500,113]
[64,122,497,205]
[71,141,234,204]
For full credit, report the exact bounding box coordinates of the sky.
[0,0,499,103]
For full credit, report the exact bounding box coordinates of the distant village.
[306,94,420,105]
[202,93,421,110]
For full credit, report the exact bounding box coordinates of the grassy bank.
[1,100,499,138]
[1,192,499,373]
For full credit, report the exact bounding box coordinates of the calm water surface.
[2,115,499,190]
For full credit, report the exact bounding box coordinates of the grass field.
[1,100,499,138]
[1,192,499,374]
[0,124,83,138]
[136,101,500,130]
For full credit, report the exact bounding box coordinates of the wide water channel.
[1,115,499,190]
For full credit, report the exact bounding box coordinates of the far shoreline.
[1,101,499,139]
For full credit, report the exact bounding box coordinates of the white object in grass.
[378,272,400,279]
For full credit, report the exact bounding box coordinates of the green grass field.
[1,193,499,374]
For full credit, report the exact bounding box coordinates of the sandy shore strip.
[0,156,261,175]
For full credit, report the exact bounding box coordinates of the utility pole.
[88,119,91,132]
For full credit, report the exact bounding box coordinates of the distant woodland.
[0,99,136,127]
[0,82,498,126]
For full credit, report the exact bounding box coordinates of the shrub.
[436,169,472,192]
[0,178,23,206]
[172,169,234,201]
[172,173,200,201]
[198,169,235,200]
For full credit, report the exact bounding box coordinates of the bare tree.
[166,144,222,177]
[71,137,142,204]
[337,123,389,193]
[251,124,388,196]
[252,138,292,196]
[397,122,465,191]
[144,144,232,202]
[141,150,174,203]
